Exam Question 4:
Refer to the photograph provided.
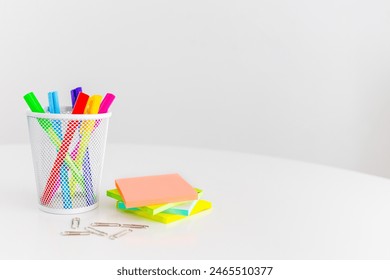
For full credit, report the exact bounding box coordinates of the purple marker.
[71,87,82,108]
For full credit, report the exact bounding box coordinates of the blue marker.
[48,91,72,209]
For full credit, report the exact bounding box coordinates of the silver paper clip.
[71,217,80,229]
[121,224,149,229]
[85,227,108,237]
[90,222,121,227]
[109,229,132,240]
[61,231,90,236]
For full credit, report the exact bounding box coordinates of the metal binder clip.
[61,231,90,236]
[109,229,132,240]
[71,217,80,229]
[121,223,149,229]
[90,222,121,227]
[85,227,108,237]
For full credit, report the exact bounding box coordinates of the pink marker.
[98,93,116,113]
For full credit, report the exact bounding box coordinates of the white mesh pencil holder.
[27,107,111,214]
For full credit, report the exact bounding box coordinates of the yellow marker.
[88,95,103,114]
[69,95,103,196]
[84,95,103,114]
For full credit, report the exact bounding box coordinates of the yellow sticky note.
[117,199,212,224]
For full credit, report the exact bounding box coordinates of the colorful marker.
[71,87,82,108]
[76,95,103,205]
[48,91,73,209]
[41,92,89,205]
[24,92,82,181]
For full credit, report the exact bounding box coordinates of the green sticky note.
[162,189,203,216]
[117,199,212,224]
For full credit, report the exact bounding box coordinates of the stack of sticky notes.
[106,174,212,224]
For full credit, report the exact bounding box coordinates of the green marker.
[24,92,45,112]
[24,92,52,132]
[24,92,83,182]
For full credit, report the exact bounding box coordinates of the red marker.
[41,93,89,205]
[72,92,89,114]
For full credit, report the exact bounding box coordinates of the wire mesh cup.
[27,107,111,214]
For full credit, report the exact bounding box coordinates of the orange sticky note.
[115,174,198,208]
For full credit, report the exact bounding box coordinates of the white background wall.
[1,0,390,178]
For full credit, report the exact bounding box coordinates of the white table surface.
[2,143,390,260]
